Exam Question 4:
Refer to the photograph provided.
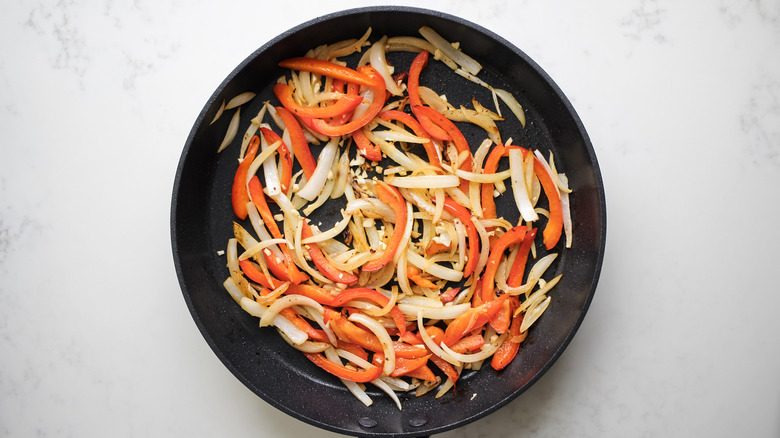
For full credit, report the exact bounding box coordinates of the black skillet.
[171,6,606,437]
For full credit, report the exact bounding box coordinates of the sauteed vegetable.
[216,26,573,409]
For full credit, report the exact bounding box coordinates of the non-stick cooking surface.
[171,6,606,437]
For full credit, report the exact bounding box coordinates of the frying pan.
[171,6,606,437]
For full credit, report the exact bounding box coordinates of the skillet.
[171,6,606,437]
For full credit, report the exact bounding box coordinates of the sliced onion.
[372,130,430,144]
[259,295,324,327]
[406,250,463,283]
[440,333,507,363]
[418,26,482,75]
[210,99,226,125]
[297,137,338,201]
[520,295,551,332]
[494,88,526,128]
[398,303,470,320]
[502,253,558,296]
[559,174,573,248]
[509,148,539,223]
[237,296,308,345]
[217,107,240,153]
[225,91,256,110]
[417,311,461,367]
[324,348,373,406]
[369,36,404,96]
[452,168,511,183]
[348,312,395,375]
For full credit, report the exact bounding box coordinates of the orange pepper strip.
[273,82,365,119]
[278,57,377,87]
[285,283,337,306]
[402,364,438,382]
[407,266,437,289]
[489,296,513,334]
[442,294,508,346]
[279,307,329,342]
[429,354,459,383]
[327,312,427,359]
[238,259,281,290]
[258,127,293,195]
[442,197,480,278]
[351,127,382,161]
[332,287,407,335]
[412,104,473,194]
[362,181,407,272]
[506,228,538,287]
[247,176,308,284]
[439,287,460,304]
[260,249,309,284]
[407,50,450,142]
[301,221,359,285]
[390,355,432,377]
[379,110,440,167]
[491,298,528,371]
[481,226,527,303]
[449,333,485,354]
[230,135,260,220]
[304,352,382,383]
[503,146,563,250]
[337,341,370,362]
[275,106,317,180]
[481,143,506,219]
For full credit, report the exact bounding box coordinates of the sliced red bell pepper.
[449,333,485,354]
[278,57,377,87]
[533,156,563,250]
[429,354,459,383]
[305,66,387,136]
[304,352,382,383]
[379,109,440,167]
[301,221,359,285]
[261,248,309,284]
[279,307,329,342]
[362,181,407,272]
[506,228,538,287]
[390,355,432,377]
[258,127,292,195]
[412,105,472,173]
[231,135,260,220]
[491,298,527,371]
[275,106,317,179]
[285,283,337,306]
[238,259,281,290]
[442,197,480,278]
[247,175,308,284]
[489,295,513,334]
[442,294,508,346]
[332,287,407,335]
[481,226,527,303]
[351,127,382,161]
[402,364,438,382]
[439,287,460,304]
[273,82,364,119]
[407,50,450,142]
[407,266,437,289]
[481,143,506,219]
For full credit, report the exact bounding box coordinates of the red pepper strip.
[442,294,508,346]
[230,135,260,220]
[379,110,440,167]
[442,197,480,278]
[275,106,317,179]
[489,296,513,334]
[471,279,484,308]
[481,226,528,303]
[329,81,362,127]
[412,105,472,173]
[402,364,438,382]
[261,249,310,284]
[279,307,329,342]
[258,127,293,195]
[247,176,308,284]
[304,352,382,383]
[390,355,432,377]
[407,266,437,289]
[336,341,370,362]
[273,82,364,119]
[439,287,460,304]
[506,228,538,287]
[407,50,450,142]
[481,144,506,219]
[426,240,451,255]
[278,57,377,88]
[327,313,427,359]
[305,66,387,136]
[285,283,337,306]
[332,287,407,335]
[503,146,563,250]
[392,342,430,359]
[533,156,563,250]
[429,354,459,383]
[362,181,407,272]
[301,222,359,285]
[491,298,527,371]
[351,127,382,161]
[449,333,485,354]
[238,259,281,290]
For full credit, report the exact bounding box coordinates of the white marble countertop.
[2,0,779,437]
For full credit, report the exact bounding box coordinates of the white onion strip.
[297,137,338,201]
[386,174,460,189]
[217,107,241,153]
[417,311,461,367]
[348,313,395,375]
[406,250,463,283]
[494,88,526,127]
[559,174,573,248]
[301,212,350,244]
[235,294,308,345]
[418,26,482,75]
[258,295,324,327]
[398,303,470,320]
[324,348,373,406]
[509,148,539,223]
